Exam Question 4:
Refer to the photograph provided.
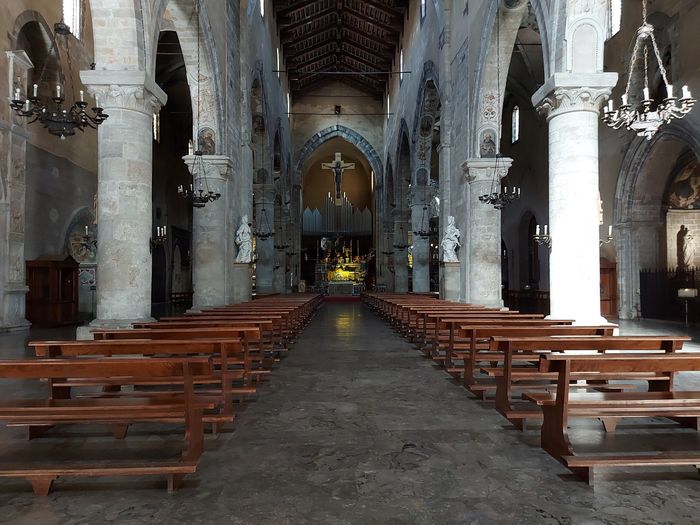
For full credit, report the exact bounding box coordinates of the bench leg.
[29,476,57,496]
[27,425,54,440]
[112,424,129,439]
[671,417,700,431]
[600,417,619,433]
[167,473,186,493]
[570,466,595,486]
[541,405,575,462]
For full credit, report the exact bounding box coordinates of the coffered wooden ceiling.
[273,0,408,98]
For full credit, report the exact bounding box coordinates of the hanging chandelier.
[10,22,108,139]
[178,150,221,207]
[256,206,275,240]
[412,206,431,238]
[478,9,520,210]
[177,0,220,208]
[602,0,695,140]
[393,225,409,251]
[479,155,521,209]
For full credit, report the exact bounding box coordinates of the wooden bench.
[0,357,211,495]
[488,336,690,430]
[527,352,700,485]
[29,339,245,433]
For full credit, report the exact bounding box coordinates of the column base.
[440,262,461,301]
[77,317,156,340]
[0,319,31,332]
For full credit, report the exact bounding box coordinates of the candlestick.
[79,90,84,102]
[85,225,89,236]
[535,225,540,236]
[56,84,61,98]
[607,100,614,112]
[643,87,650,100]
[667,84,674,98]
[621,93,628,106]
[608,224,612,237]
[94,94,100,108]
[544,225,548,236]
[163,225,167,235]
[24,100,30,112]
[14,87,20,100]
[33,84,38,97]
[683,85,691,99]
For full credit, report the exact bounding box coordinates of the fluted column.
[184,155,231,310]
[82,71,166,328]
[462,157,513,308]
[533,73,617,323]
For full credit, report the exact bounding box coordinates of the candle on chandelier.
[163,225,167,235]
[512,186,516,194]
[79,90,84,102]
[14,87,20,100]
[544,225,548,236]
[535,225,541,236]
[56,84,61,98]
[517,187,521,196]
[85,225,89,236]
[667,84,674,98]
[23,100,30,112]
[608,224,612,237]
[621,93,628,106]
[607,100,614,112]
[33,84,38,97]
[643,87,650,100]
[683,85,691,99]
[94,94,100,108]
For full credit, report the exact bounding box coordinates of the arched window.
[420,0,427,20]
[608,0,622,39]
[386,93,390,121]
[63,0,82,39]
[260,0,265,18]
[276,47,280,78]
[399,49,404,81]
[511,105,520,144]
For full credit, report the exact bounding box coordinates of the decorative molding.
[461,157,514,183]
[80,70,167,114]
[532,72,618,119]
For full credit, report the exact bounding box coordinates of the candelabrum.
[479,185,521,210]
[533,224,551,248]
[602,1,695,140]
[80,225,97,251]
[393,226,410,251]
[150,225,167,252]
[177,151,222,208]
[412,206,431,238]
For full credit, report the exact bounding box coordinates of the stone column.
[393,210,409,293]
[254,187,275,294]
[462,157,513,308]
[533,73,617,324]
[0,51,33,331]
[81,71,167,328]
[184,154,231,310]
[410,197,431,293]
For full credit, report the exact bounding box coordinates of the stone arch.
[89,0,146,71]
[12,10,63,93]
[614,120,700,318]
[294,125,383,189]
[566,18,605,73]
[151,0,223,155]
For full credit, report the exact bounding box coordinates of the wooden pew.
[488,336,690,429]
[528,352,700,485]
[29,339,244,433]
[0,357,211,495]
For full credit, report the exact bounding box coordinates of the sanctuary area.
[1,0,700,523]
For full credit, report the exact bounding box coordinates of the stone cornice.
[532,72,618,119]
[461,157,514,183]
[183,155,232,181]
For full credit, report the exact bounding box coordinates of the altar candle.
[33,84,38,97]
[536,225,540,236]
[683,85,691,99]
[667,84,674,98]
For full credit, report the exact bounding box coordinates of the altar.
[327,281,355,295]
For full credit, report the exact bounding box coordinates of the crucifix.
[321,152,355,206]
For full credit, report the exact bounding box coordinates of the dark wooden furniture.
[26,255,79,327]
[0,357,211,495]
[529,352,700,485]
[600,257,618,319]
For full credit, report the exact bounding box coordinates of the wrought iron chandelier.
[256,204,275,240]
[478,10,520,210]
[10,22,108,139]
[393,225,409,251]
[413,206,431,238]
[602,0,695,140]
[177,0,220,208]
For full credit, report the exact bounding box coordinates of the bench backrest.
[93,328,261,342]
[30,339,241,358]
[0,357,212,379]
[492,336,689,353]
[541,352,700,373]
[460,326,615,339]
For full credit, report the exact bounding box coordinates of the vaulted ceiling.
[273,0,408,98]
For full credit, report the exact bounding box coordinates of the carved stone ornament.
[536,86,613,119]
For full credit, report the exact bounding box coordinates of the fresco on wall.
[64,209,97,264]
[667,160,700,209]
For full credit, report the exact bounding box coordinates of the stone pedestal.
[441,262,461,301]
[81,70,167,327]
[533,73,617,324]
[184,154,231,310]
[231,263,252,304]
[462,157,513,308]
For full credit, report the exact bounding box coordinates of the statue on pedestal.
[677,224,694,271]
[441,216,461,263]
[235,215,253,263]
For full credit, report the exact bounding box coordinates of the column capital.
[80,70,167,114]
[532,72,618,119]
[183,155,232,181]
[461,157,513,183]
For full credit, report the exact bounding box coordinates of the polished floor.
[0,305,699,523]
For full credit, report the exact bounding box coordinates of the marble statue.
[677,224,694,271]
[235,215,253,263]
[441,216,461,262]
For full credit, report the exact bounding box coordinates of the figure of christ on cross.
[321,152,355,206]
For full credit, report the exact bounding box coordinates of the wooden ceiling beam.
[343,8,401,35]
